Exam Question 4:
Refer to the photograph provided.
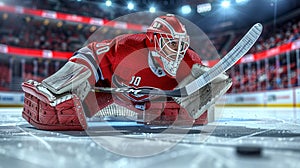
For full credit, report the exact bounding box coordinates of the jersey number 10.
[129,76,141,86]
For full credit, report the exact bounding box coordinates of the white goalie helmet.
[146,14,190,77]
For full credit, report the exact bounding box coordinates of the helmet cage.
[153,32,190,76]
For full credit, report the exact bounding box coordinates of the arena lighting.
[90,26,97,32]
[197,3,212,13]
[57,21,63,27]
[77,24,83,30]
[127,2,134,10]
[25,16,31,23]
[181,5,191,14]
[105,0,112,7]
[221,0,231,8]
[2,13,8,20]
[43,19,50,26]
[235,0,249,4]
[149,7,156,13]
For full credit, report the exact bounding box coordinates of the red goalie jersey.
[22,14,212,131]
[70,33,201,102]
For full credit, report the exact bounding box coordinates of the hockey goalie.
[22,14,232,131]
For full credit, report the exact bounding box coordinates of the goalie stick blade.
[183,23,263,96]
[93,23,263,97]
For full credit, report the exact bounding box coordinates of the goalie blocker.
[21,61,231,131]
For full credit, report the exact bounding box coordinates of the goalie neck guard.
[146,14,190,77]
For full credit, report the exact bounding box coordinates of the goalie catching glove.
[173,64,232,119]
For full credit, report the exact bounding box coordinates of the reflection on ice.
[0,107,300,168]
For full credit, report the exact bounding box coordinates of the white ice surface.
[0,107,300,168]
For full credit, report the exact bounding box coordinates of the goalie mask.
[146,14,190,77]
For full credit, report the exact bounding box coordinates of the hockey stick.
[92,23,263,97]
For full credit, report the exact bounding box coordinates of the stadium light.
[127,2,134,10]
[235,0,249,4]
[57,21,63,28]
[2,13,8,20]
[221,0,231,8]
[181,5,191,14]
[149,7,156,13]
[197,3,212,13]
[105,0,112,7]
[90,26,97,32]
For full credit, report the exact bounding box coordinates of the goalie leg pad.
[138,101,208,125]
[23,93,87,131]
[22,81,87,131]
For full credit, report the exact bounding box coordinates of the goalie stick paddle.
[92,23,263,97]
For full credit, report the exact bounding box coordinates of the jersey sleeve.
[68,34,152,86]
[69,40,116,85]
[175,48,203,81]
[186,48,203,65]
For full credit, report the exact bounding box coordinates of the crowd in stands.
[226,18,300,93]
[0,56,67,91]
[0,2,300,93]
[22,58,66,83]
[0,12,141,52]
[0,13,88,51]
[230,57,298,93]
[228,19,300,55]
[2,0,300,54]
[2,0,122,21]
[0,61,10,91]
[253,19,300,53]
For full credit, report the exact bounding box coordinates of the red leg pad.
[140,101,208,126]
[22,83,87,131]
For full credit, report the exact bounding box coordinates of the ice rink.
[1,106,300,168]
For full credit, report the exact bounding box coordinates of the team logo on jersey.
[112,75,160,102]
